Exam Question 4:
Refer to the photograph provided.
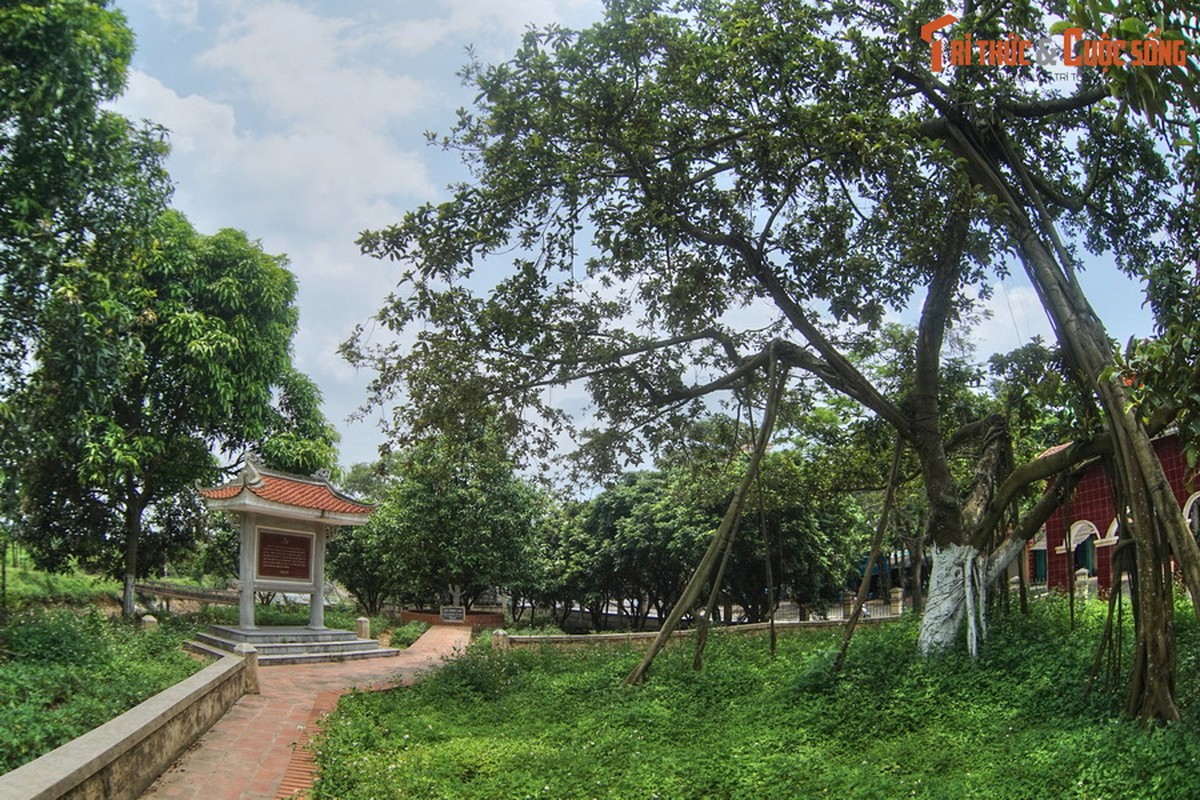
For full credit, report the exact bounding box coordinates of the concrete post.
[492,629,511,652]
[235,643,259,694]
[356,616,371,640]
[308,527,327,629]
[238,514,256,629]
[1075,568,1091,600]
[889,587,904,616]
[141,614,158,630]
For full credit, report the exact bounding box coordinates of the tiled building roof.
[200,464,374,516]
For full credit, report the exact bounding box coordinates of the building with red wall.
[1030,433,1200,592]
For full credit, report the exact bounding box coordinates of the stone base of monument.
[186,625,399,665]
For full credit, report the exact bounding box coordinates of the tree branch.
[1001,87,1110,118]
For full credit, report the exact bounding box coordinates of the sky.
[108,0,1157,468]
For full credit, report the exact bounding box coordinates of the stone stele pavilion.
[191,460,397,664]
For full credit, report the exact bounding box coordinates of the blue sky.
[108,0,1156,468]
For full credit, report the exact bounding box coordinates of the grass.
[0,609,206,774]
[311,596,1200,800]
[2,562,121,611]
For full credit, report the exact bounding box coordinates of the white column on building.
[308,526,327,629]
[239,513,257,629]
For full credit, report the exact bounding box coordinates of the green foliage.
[256,366,340,475]
[2,561,120,611]
[11,210,334,614]
[541,442,869,630]
[329,434,540,612]
[313,599,1200,799]
[0,0,157,389]
[336,454,403,505]
[0,609,204,774]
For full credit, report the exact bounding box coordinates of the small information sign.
[440,605,466,623]
[257,529,313,581]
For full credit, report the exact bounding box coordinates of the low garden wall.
[0,654,248,800]
[493,616,894,650]
[400,609,505,629]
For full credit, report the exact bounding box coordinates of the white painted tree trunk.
[918,542,981,654]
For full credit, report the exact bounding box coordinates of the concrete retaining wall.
[0,655,246,800]
[494,617,893,650]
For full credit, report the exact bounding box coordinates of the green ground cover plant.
[312,596,1200,799]
[3,563,121,611]
[0,609,204,774]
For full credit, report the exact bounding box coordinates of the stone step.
[185,624,400,666]
[206,624,360,644]
[193,631,381,656]
[185,639,400,666]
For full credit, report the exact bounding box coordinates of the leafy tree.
[335,435,539,612]
[13,210,328,617]
[325,454,404,614]
[325,525,395,616]
[255,366,341,476]
[336,452,405,504]
[349,0,1198,717]
[0,0,167,392]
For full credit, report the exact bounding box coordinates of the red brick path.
[138,626,472,800]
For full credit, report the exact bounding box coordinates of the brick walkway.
[138,626,473,800]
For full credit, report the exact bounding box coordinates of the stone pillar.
[1075,568,1091,600]
[308,527,327,629]
[238,513,256,629]
[235,643,259,694]
[492,629,511,652]
[889,586,904,616]
[141,614,158,630]
[356,616,371,640]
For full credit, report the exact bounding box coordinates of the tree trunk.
[121,488,143,620]
[1,534,8,626]
[918,109,1191,718]
[910,529,925,614]
[627,351,784,684]
[918,542,978,653]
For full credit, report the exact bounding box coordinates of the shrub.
[0,609,203,774]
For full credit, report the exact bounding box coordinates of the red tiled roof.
[200,468,374,516]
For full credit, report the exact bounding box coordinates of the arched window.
[1068,520,1099,576]
[1184,493,1200,539]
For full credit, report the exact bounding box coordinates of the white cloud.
[143,0,199,27]
[199,3,430,133]
[365,0,602,57]
[119,70,238,158]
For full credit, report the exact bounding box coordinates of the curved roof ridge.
[199,463,375,517]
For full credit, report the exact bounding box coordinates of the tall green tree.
[14,210,330,617]
[0,0,166,391]
[1,1,171,559]
[335,434,540,612]
[349,0,1196,717]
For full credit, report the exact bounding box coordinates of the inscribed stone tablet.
[257,530,313,581]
